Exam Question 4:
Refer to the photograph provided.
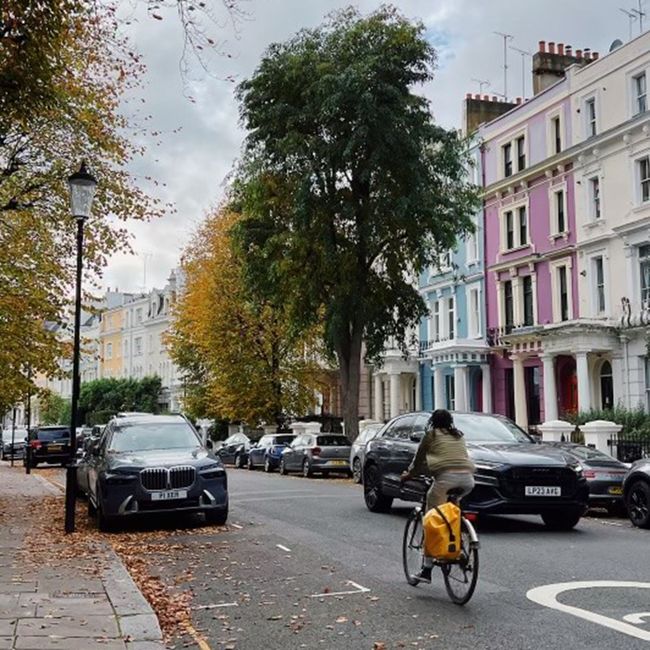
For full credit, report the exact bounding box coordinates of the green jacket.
[408,427,475,477]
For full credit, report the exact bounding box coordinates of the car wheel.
[363,464,393,513]
[541,511,582,531]
[264,458,272,473]
[205,507,228,526]
[352,458,362,483]
[87,495,97,517]
[247,455,254,470]
[279,458,288,475]
[234,454,243,469]
[627,480,650,529]
[302,459,313,478]
[97,495,114,532]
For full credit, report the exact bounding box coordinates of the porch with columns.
[372,358,420,422]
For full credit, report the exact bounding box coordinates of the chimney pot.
[548,41,556,54]
[516,97,523,104]
[492,95,498,101]
[592,51,599,60]
[566,45,572,55]
[557,43,564,55]
[483,94,490,100]
[466,92,472,99]
[576,49,583,59]
[539,40,546,53]
[474,93,481,100]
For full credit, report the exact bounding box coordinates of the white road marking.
[623,612,650,624]
[527,581,650,641]
[310,580,371,599]
[229,523,243,530]
[194,602,239,610]
[276,544,291,553]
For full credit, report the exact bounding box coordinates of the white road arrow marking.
[623,612,650,625]
[527,581,650,641]
[310,580,371,598]
[276,544,291,552]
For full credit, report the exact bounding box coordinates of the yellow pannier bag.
[423,502,462,561]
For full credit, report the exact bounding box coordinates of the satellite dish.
[609,38,624,52]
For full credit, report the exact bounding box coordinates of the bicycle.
[402,476,480,605]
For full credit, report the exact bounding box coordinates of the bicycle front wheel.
[402,509,424,586]
[441,518,479,605]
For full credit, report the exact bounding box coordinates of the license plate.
[329,460,347,465]
[608,486,623,495]
[525,486,561,496]
[150,490,187,501]
[48,445,62,452]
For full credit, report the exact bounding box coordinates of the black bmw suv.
[85,414,228,531]
[363,411,589,530]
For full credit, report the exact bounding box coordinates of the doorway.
[557,356,578,417]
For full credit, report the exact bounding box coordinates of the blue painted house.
[419,145,492,413]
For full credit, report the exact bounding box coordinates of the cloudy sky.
[103,0,637,292]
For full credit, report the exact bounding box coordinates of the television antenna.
[494,32,514,100]
[471,78,491,94]
[509,46,532,98]
[139,251,154,293]
[631,0,646,33]
[620,8,638,39]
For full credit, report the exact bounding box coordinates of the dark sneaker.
[416,566,432,582]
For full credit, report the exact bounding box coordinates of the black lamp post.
[64,162,97,534]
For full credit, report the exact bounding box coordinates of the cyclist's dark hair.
[428,409,463,438]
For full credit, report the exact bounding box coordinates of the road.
[32,463,650,648]
[135,468,650,650]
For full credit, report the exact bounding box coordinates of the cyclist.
[400,408,475,581]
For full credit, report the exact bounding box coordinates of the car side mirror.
[410,432,423,443]
[205,439,214,450]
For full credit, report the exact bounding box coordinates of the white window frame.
[447,296,456,340]
[499,278,515,330]
[468,285,482,338]
[106,342,113,360]
[589,253,608,316]
[637,155,650,205]
[500,198,529,253]
[498,127,528,180]
[550,258,574,322]
[584,95,598,138]
[433,300,440,342]
[588,175,601,221]
[135,336,143,357]
[549,182,568,236]
[631,69,648,116]
[465,216,480,265]
[445,374,456,411]
[547,109,563,156]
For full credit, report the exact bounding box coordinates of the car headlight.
[474,461,505,471]
[570,464,583,476]
[104,472,138,485]
[200,465,226,479]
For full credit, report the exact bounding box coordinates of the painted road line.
[183,621,212,650]
[229,523,243,530]
[623,612,650,624]
[194,602,239,610]
[527,581,650,641]
[310,580,371,599]
[276,544,291,553]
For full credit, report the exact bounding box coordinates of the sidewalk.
[0,463,165,650]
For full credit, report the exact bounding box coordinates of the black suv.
[363,411,589,530]
[623,458,650,528]
[85,414,228,531]
[25,425,71,467]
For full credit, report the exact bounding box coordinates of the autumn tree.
[0,1,163,414]
[167,208,321,427]
[233,7,480,440]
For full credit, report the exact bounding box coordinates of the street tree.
[0,1,164,413]
[233,7,480,440]
[167,208,322,428]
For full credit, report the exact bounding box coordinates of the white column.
[611,355,624,409]
[454,365,468,412]
[415,372,422,411]
[576,351,592,412]
[481,364,492,413]
[434,366,445,410]
[541,354,558,422]
[389,373,400,418]
[512,355,529,429]
[373,374,383,420]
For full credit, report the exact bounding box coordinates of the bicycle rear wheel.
[441,518,479,605]
[402,509,424,586]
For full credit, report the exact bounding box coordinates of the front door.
[559,360,578,417]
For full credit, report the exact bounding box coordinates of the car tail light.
[464,512,478,522]
[583,469,596,479]
[312,446,321,456]
[30,440,41,449]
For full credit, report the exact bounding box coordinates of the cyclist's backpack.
[423,502,462,561]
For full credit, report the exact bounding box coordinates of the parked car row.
[1,427,27,460]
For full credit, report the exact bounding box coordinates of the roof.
[112,414,187,426]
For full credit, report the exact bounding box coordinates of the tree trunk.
[336,323,364,442]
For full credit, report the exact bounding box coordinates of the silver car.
[1,427,27,460]
[280,433,352,478]
[350,424,383,483]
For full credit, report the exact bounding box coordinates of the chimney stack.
[532,38,595,95]
[539,40,546,53]
[584,47,591,59]
[565,45,572,56]
[548,41,556,54]
[575,49,583,59]
[463,93,518,135]
[557,43,564,56]
[592,51,599,60]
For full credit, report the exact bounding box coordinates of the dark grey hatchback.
[86,414,228,531]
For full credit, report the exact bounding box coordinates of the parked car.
[623,457,650,528]
[280,433,352,478]
[86,413,228,531]
[350,424,383,483]
[363,411,590,530]
[1,427,27,460]
[24,425,71,467]
[546,442,628,516]
[76,433,103,496]
[247,434,295,472]
[217,432,261,468]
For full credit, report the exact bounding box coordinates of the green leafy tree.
[38,390,71,425]
[233,7,480,439]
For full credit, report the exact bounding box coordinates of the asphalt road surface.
[133,468,649,650]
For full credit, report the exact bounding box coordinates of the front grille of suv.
[500,467,577,499]
[140,466,197,491]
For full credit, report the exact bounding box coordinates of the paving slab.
[125,642,167,650]
[14,637,127,650]
[16,614,120,638]
[118,614,163,642]
[0,636,12,650]
[36,595,114,617]
[0,621,15,637]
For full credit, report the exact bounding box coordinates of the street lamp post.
[64,162,97,534]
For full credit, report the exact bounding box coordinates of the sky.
[102,0,641,292]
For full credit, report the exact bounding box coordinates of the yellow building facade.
[99,305,124,379]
